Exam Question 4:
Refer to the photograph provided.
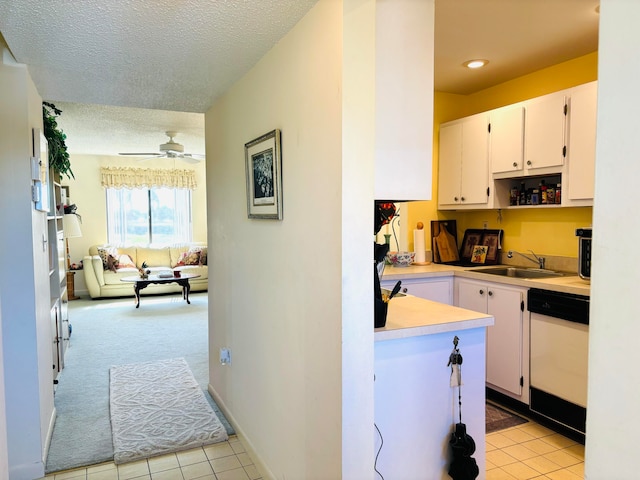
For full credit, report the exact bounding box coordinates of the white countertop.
[374,295,494,341]
[382,263,590,296]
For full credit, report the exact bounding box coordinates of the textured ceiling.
[0,0,318,112]
[0,0,600,156]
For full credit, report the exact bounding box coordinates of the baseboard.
[208,384,276,480]
[43,406,57,466]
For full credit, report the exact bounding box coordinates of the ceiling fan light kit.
[159,131,184,154]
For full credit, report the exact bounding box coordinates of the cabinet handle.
[527,160,532,166]
[402,287,408,293]
[488,290,493,296]
[479,289,484,295]
[460,197,465,202]
[513,162,518,168]
[454,196,459,202]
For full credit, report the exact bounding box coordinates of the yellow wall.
[407,51,598,258]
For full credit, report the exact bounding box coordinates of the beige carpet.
[109,357,228,464]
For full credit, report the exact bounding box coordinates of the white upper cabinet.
[564,81,597,205]
[438,113,490,209]
[490,106,525,175]
[374,0,434,201]
[523,91,567,174]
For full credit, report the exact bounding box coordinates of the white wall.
[205,1,363,478]
[0,44,53,479]
[62,154,208,291]
[585,1,640,477]
[0,299,8,480]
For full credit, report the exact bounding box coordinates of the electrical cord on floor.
[374,422,385,480]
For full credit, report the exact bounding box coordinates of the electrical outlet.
[219,347,231,365]
[482,221,489,229]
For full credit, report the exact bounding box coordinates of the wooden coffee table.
[121,273,201,308]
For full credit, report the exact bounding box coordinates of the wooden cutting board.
[435,226,460,262]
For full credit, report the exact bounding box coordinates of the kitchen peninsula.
[374,293,494,479]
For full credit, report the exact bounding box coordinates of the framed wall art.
[245,129,283,219]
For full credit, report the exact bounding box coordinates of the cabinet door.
[486,284,524,396]
[524,92,566,172]
[566,81,597,202]
[403,279,453,305]
[457,280,488,314]
[438,122,463,207]
[460,114,489,206]
[490,106,525,175]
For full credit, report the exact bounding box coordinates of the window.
[106,187,192,245]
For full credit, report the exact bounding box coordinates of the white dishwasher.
[529,288,590,436]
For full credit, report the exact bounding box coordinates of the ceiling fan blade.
[180,156,202,164]
[119,152,162,156]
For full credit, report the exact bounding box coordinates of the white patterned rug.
[109,357,228,464]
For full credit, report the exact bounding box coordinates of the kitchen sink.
[470,266,564,279]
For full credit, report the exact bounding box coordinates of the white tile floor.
[42,436,262,480]
[43,416,584,480]
[486,419,585,479]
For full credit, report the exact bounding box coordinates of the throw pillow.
[176,250,201,266]
[106,253,136,272]
[106,254,119,272]
[199,247,208,265]
[98,247,117,269]
[116,254,136,269]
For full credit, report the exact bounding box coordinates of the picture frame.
[460,230,483,260]
[245,129,283,220]
[481,230,501,263]
[471,245,489,264]
[460,228,503,264]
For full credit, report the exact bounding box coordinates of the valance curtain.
[100,166,197,189]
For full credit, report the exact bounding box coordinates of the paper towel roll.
[414,229,426,263]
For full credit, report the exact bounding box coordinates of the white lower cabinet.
[382,277,453,305]
[455,278,529,403]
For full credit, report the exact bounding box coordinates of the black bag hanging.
[447,336,479,480]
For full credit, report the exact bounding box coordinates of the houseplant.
[43,101,74,180]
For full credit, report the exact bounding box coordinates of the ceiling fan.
[119,131,205,163]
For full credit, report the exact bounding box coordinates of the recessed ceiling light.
[463,59,489,69]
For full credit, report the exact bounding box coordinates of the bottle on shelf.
[540,180,547,204]
[519,181,526,206]
[547,184,555,204]
[555,183,562,204]
[531,188,539,205]
[510,186,519,206]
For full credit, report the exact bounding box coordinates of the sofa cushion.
[174,265,208,277]
[103,268,140,285]
[136,247,170,268]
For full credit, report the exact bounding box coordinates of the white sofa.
[83,243,208,299]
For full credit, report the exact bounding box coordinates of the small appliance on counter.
[576,227,592,280]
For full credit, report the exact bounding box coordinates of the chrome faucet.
[507,250,546,270]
